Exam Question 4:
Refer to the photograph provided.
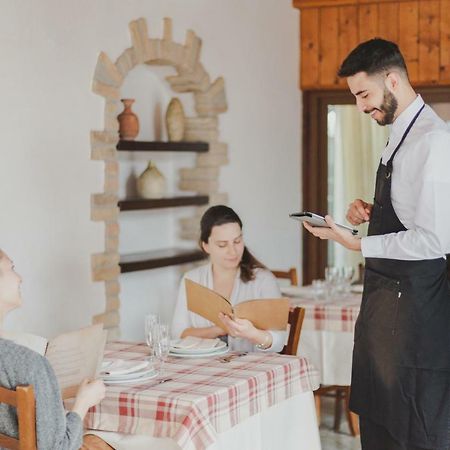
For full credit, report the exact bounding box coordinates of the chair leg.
[344,387,360,436]
[333,388,344,431]
[314,393,321,425]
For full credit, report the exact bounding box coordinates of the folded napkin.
[101,359,149,376]
[171,336,221,350]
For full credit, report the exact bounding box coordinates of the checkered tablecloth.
[289,289,362,333]
[85,341,320,450]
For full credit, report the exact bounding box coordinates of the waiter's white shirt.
[361,95,450,260]
[171,263,287,352]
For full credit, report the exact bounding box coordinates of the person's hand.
[346,199,373,225]
[71,379,105,419]
[303,215,361,251]
[218,313,258,341]
[209,325,227,338]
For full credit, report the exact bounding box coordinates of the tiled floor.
[319,397,361,450]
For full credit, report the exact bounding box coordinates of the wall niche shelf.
[119,195,209,211]
[120,248,206,273]
[117,140,209,153]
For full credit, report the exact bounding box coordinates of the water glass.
[312,279,327,301]
[152,323,170,376]
[341,266,355,293]
[144,313,159,348]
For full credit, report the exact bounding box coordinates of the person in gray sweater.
[0,249,106,449]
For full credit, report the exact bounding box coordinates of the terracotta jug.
[137,161,167,199]
[165,98,185,141]
[118,99,139,140]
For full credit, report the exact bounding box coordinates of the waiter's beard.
[367,89,398,126]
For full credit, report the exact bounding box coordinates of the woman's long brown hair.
[199,205,266,282]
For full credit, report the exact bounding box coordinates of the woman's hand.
[346,199,373,225]
[181,325,226,339]
[219,313,272,348]
[71,378,105,419]
[219,313,257,340]
[303,215,361,251]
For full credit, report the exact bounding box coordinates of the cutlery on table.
[219,352,248,363]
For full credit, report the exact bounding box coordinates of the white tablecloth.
[89,391,321,450]
[298,330,354,385]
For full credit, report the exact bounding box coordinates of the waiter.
[303,38,450,450]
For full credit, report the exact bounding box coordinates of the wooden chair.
[0,385,37,450]
[280,306,305,356]
[272,267,298,286]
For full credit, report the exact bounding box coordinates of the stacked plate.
[100,359,158,385]
[169,337,229,358]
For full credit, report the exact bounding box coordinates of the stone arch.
[90,17,228,338]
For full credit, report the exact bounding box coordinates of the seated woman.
[0,249,108,450]
[172,205,287,352]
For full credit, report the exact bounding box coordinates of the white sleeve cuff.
[361,235,384,258]
[257,330,287,353]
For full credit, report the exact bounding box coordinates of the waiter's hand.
[346,199,373,225]
[303,215,361,251]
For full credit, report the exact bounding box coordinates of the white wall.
[0,0,301,340]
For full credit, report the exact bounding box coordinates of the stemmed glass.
[325,266,339,298]
[144,313,159,358]
[152,323,170,377]
[341,266,355,294]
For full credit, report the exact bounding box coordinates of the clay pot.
[165,98,185,141]
[137,161,167,199]
[118,99,139,140]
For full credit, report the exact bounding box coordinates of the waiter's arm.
[362,132,450,260]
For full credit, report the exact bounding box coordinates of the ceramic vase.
[137,161,167,199]
[118,99,139,140]
[165,98,185,141]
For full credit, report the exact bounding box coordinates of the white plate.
[351,284,364,294]
[102,366,155,382]
[103,369,158,385]
[101,359,150,376]
[169,346,229,358]
[281,286,315,298]
[170,339,227,355]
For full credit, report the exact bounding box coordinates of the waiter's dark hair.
[338,38,408,78]
[199,205,266,282]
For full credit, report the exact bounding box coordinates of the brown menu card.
[185,279,290,331]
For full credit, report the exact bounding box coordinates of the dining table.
[84,341,322,450]
[282,285,362,386]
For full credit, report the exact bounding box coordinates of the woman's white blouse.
[171,263,288,352]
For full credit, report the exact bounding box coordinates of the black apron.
[349,105,450,449]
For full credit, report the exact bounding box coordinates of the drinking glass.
[341,266,355,293]
[152,323,170,376]
[325,266,339,298]
[312,279,327,301]
[144,313,159,355]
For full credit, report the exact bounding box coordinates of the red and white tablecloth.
[85,342,320,450]
[283,286,363,385]
[290,293,361,333]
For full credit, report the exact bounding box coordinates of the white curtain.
[329,105,390,271]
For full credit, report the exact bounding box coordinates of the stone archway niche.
[90,17,228,338]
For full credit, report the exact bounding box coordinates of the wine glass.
[144,314,159,357]
[152,323,170,377]
[341,266,355,294]
[325,266,339,298]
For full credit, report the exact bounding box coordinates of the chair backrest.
[280,306,305,356]
[0,385,37,450]
[271,267,298,286]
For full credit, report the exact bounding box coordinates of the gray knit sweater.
[0,338,83,450]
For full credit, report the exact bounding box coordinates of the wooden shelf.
[120,248,206,273]
[118,195,209,211]
[117,140,209,152]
